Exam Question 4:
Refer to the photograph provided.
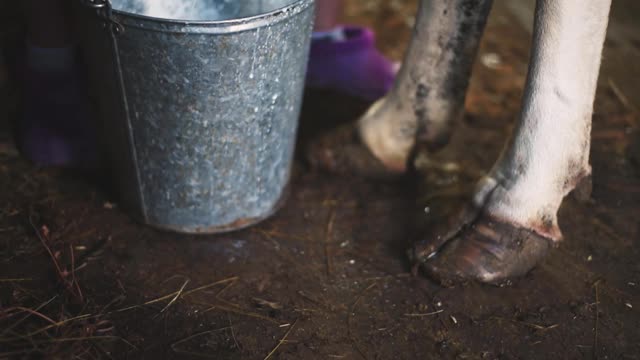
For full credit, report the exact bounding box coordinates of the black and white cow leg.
[307,0,492,176]
[412,0,612,286]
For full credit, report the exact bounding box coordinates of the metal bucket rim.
[109,0,314,33]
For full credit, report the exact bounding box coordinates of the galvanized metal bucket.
[75,0,314,233]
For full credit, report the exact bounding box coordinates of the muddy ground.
[1,1,639,359]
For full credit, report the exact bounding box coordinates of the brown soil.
[1,1,639,359]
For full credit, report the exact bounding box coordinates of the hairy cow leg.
[412,0,612,285]
[308,0,493,175]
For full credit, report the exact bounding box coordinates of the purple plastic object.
[306,26,397,101]
[17,63,97,168]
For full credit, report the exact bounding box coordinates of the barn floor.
[1,1,639,359]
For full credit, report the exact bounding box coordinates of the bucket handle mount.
[79,0,125,34]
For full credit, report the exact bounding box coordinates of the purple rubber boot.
[16,46,97,168]
[306,26,398,102]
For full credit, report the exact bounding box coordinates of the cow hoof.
[410,212,553,286]
[306,123,406,179]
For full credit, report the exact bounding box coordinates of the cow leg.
[411,0,612,285]
[309,0,492,174]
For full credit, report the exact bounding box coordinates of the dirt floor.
[1,1,640,359]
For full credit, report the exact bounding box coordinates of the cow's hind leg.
[308,0,493,176]
[411,0,612,285]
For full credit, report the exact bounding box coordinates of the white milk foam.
[111,0,223,21]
